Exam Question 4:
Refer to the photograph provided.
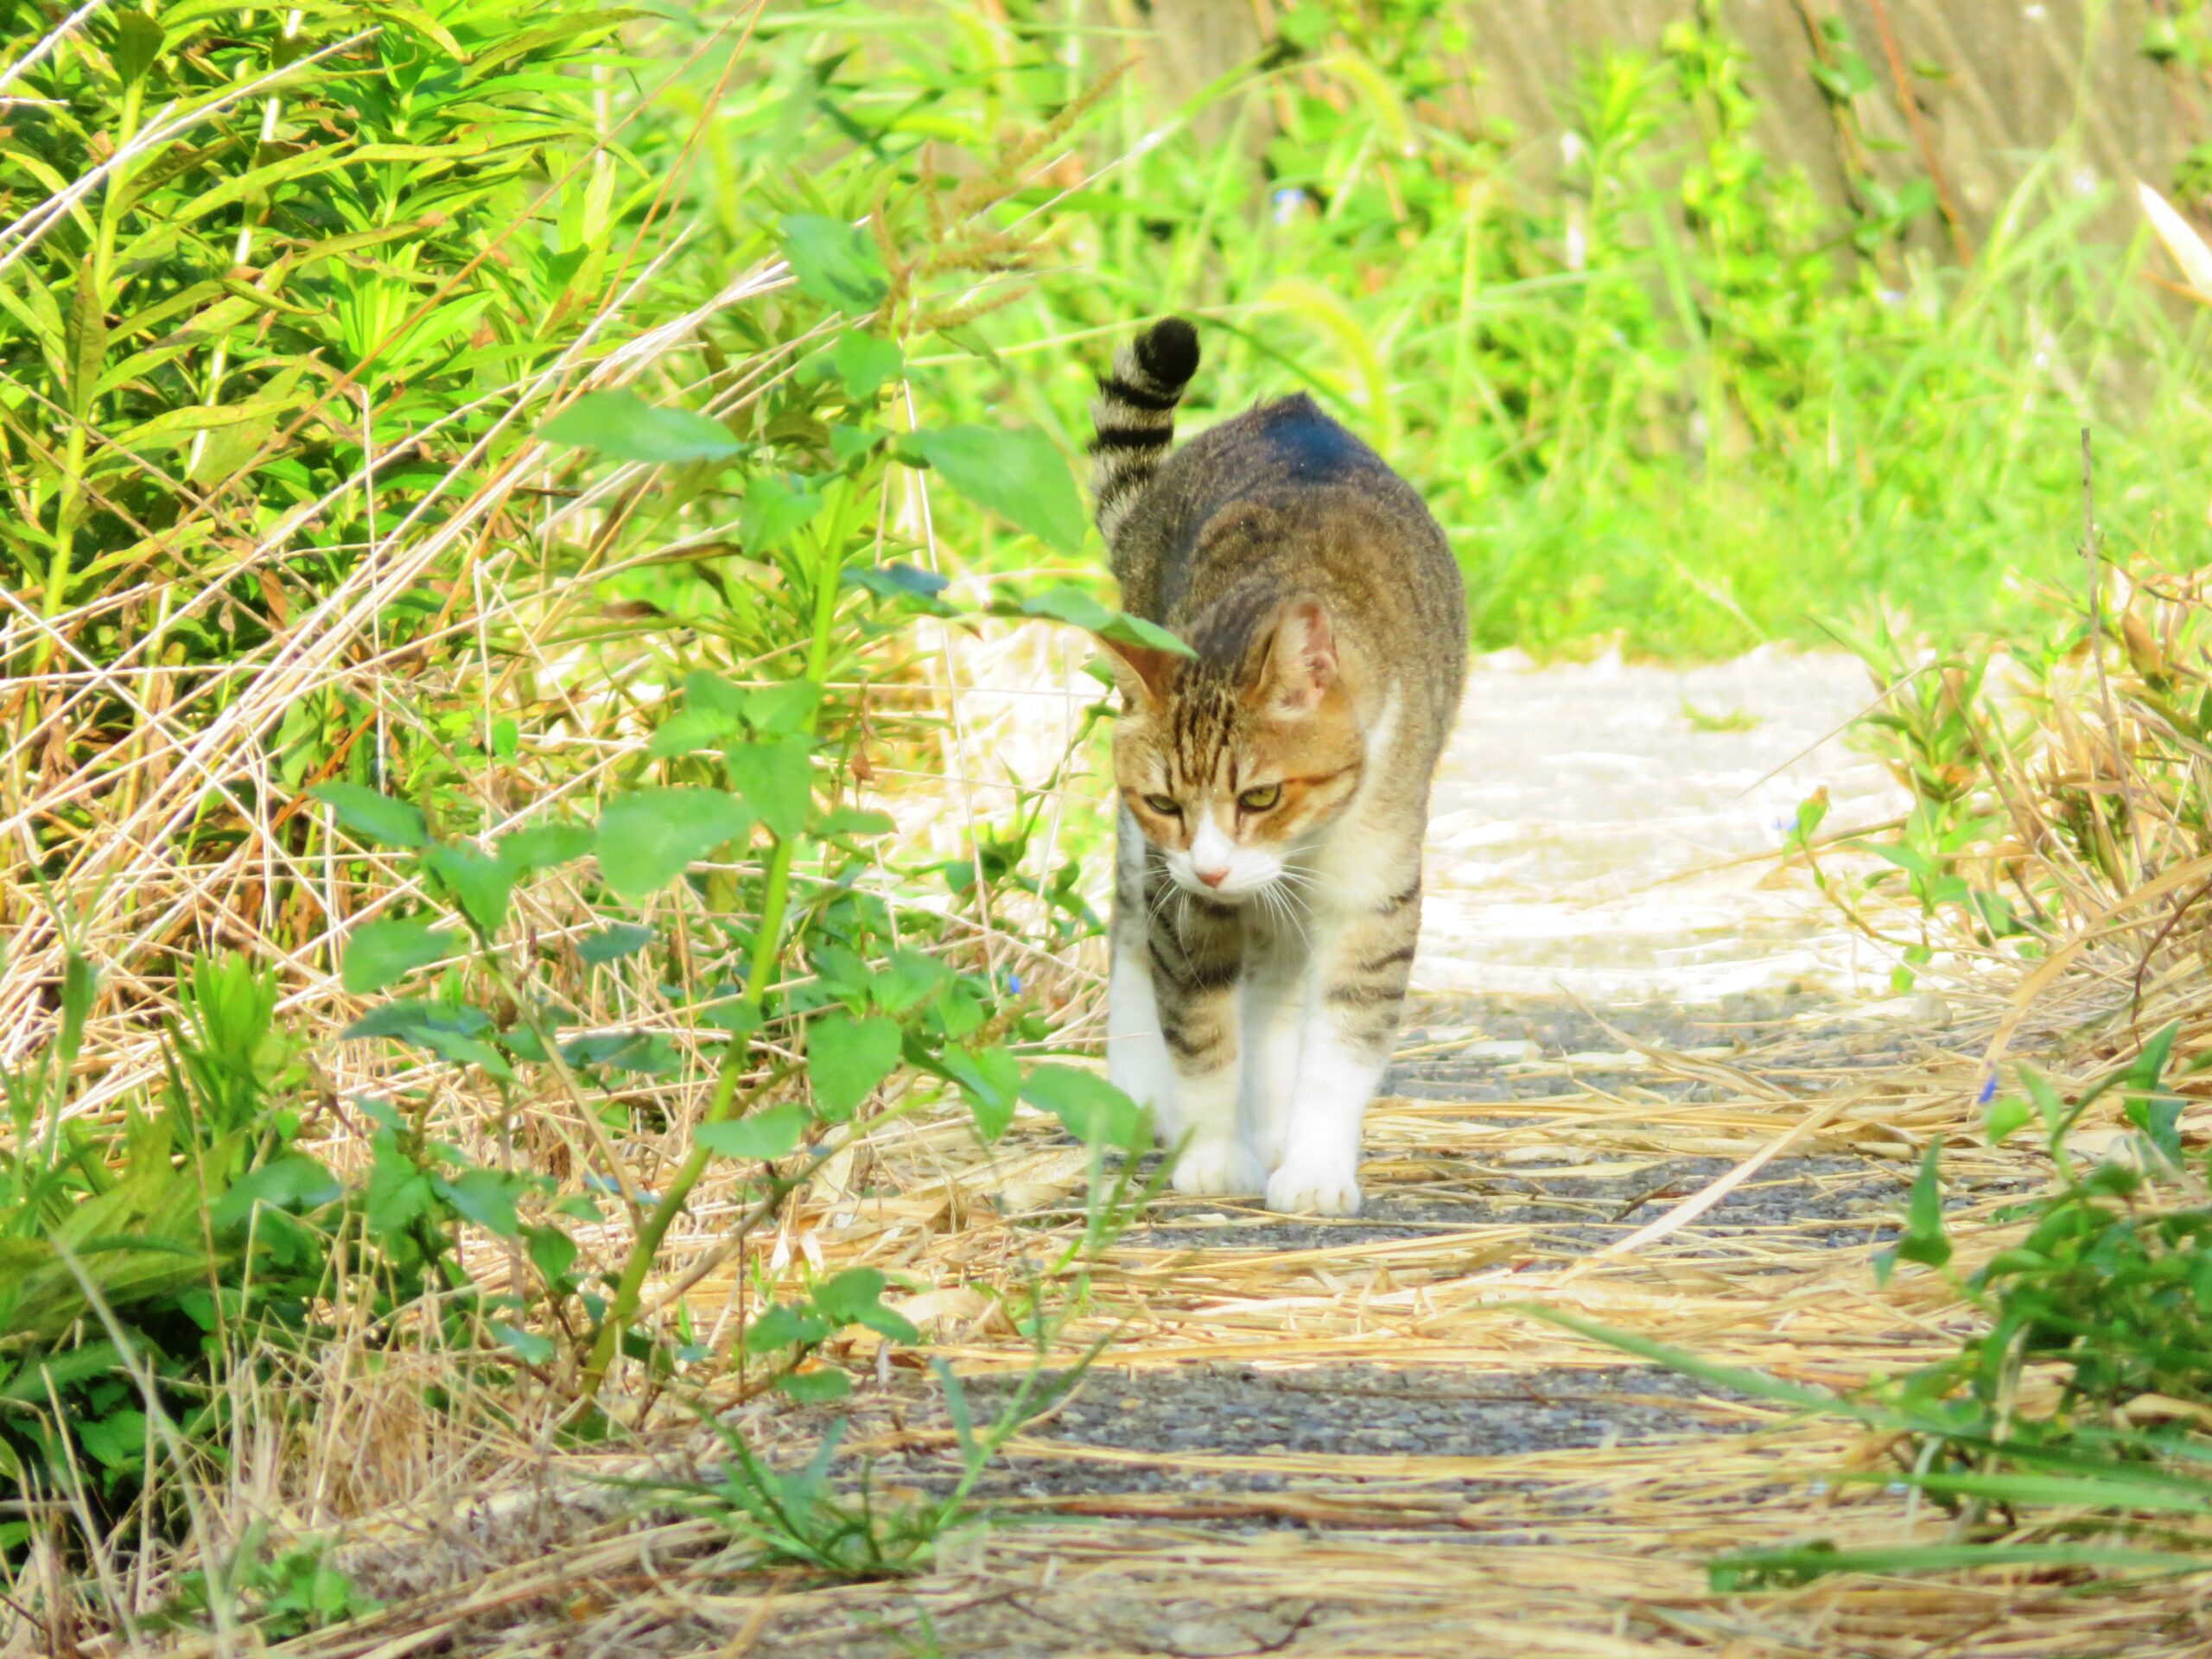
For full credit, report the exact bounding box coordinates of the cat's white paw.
[1266,1156,1363,1217]
[1173,1136,1267,1198]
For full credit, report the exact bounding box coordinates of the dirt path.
[322,654,2189,1657]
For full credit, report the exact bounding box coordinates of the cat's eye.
[1237,784,1281,812]
[1142,793,1181,817]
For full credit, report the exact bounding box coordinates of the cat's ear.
[1094,636,1180,709]
[1252,599,1338,716]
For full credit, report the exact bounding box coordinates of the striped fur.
[1087,317,1199,544]
[1094,315,1467,1218]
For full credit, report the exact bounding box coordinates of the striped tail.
[1089,316,1199,545]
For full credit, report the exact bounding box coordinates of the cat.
[1089,316,1466,1217]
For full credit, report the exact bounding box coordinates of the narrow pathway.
[320,654,2187,1657]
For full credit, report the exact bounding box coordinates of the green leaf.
[779,214,890,313]
[577,923,655,965]
[594,788,753,899]
[816,806,895,840]
[739,681,826,735]
[365,1137,435,1240]
[1983,1096,2032,1145]
[526,1226,578,1287]
[747,1302,831,1352]
[423,844,519,935]
[807,1013,901,1119]
[539,390,743,463]
[312,783,429,848]
[938,1044,1020,1141]
[209,1154,340,1231]
[1897,1138,1952,1269]
[645,708,739,760]
[740,474,827,555]
[810,1266,887,1325]
[695,1102,809,1161]
[845,563,950,603]
[341,919,454,994]
[491,1322,556,1367]
[831,332,903,399]
[1019,1065,1146,1149]
[724,738,814,842]
[499,822,595,869]
[871,950,950,1016]
[67,257,105,420]
[776,1368,854,1403]
[435,1168,523,1237]
[111,10,165,83]
[1011,586,1195,657]
[910,425,1087,554]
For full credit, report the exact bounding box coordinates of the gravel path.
[700,652,1932,1655]
[345,652,1988,1658]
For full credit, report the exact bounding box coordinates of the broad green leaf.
[209,1154,340,1231]
[845,563,950,601]
[645,707,739,760]
[526,1226,577,1287]
[539,390,743,463]
[775,1368,853,1402]
[435,1168,523,1237]
[695,1102,809,1161]
[779,214,890,313]
[1019,1065,1146,1149]
[811,1266,890,1325]
[831,332,903,399]
[938,1044,1020,1142]
[577,923,655,965]
[816,807,895,840]
[747,1302,831,1352]
[910,425,1087,554]
[491,1322,556,1366]
[499,822,596,869]
[808,1013,901,1119]
[365,1136,435,1240]
[870,950,950,1015]
[594,788,753,899]
[1014,587,1194,657]
[724,738,814,842]
[740,474,826,555]
[112,10,165,82]
[423,844,519,934]
[312,783,429,848]
[340,919,454,994]
[740,681,825,735]
[1983,1096,2032,1144]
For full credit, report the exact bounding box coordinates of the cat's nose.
[1196,867,1228,888]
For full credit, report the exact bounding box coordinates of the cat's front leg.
[1268,864,1421,1217]
[1149,896,1262,1197]
[1106,810,1178,1137]
[1241,958,1307,1173]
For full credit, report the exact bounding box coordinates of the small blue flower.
[1976,1072,1997,1104]
[1006,973,1022,995]
[1271,188,1308,226]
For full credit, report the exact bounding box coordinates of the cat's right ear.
[1094,637,1179,710]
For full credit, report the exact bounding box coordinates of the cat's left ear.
[1094,636,1180,710]
[1252,599,1338,716]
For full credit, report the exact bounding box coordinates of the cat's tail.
[1089,316,1199,544]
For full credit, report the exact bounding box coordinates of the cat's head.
[1103,599,1363,901]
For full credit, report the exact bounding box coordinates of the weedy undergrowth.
[1,8,1184,1637]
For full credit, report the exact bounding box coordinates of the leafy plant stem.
[571,490,855,1409]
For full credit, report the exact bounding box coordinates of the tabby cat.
[1090,317,1467,1217]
